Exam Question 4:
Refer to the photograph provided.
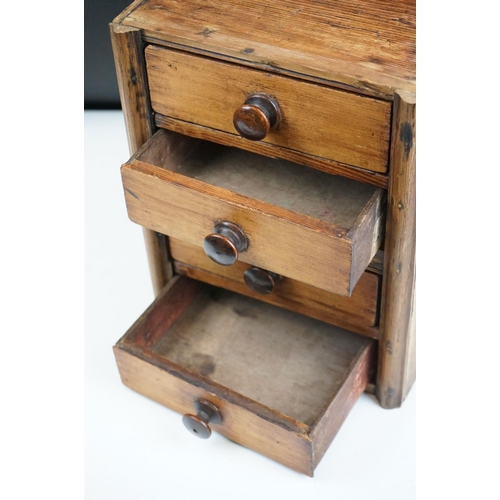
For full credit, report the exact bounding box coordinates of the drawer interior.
[115,276,375,475]
[153,284,366,424]
[138,130,379,229]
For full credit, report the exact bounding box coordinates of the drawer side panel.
[311,340,375,469]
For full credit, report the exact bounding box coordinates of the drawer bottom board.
[114,276,375,475]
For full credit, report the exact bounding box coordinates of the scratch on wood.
[196,27,216,37]
[326,21,350,30]
[125,187,139,199]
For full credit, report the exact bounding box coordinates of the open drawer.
[121,129,385,296]
[114,276,376,476]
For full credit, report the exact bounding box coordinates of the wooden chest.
[110,0,415,476]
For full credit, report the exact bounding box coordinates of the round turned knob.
[203,221,248,266]
[243,267,280,295]
[233,93,282,141]
[182,399,222,439]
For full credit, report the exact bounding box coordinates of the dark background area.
[85,0,131,109]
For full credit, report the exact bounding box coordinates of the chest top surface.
[116,0,415,98]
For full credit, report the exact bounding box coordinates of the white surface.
[84,110,415,499]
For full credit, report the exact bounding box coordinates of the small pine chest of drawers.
[110,0,415,476]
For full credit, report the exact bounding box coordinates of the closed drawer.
[145,45,392,173]
[170,238,380,338]
[114,276,376,476]
[121,129,385,296]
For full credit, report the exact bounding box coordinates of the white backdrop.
[84,110,415,500]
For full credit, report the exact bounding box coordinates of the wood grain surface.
[145,46,391,173]
[118,0,415,97]
[377,90,416,408]
[111,1,416,419]
[114,276,375,475]
[110,23,172,295]
[121,129,384,296]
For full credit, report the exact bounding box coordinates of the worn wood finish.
[110,23,172,295]
[110,1,416,475]
[377,91,416,409]
[349,190,386,291]
[114,276,375,475]
[122,129,384,296]
[145,46,392,173]
[170,238,380,338]
[109,24,154,170]
[112,0,145,25]
[155,113,389,189]
[119,0,415,97]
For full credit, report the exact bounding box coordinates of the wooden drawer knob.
[244,267,280,295]
[203,221,248,266]
[182,399,222,439]
[233,93,282,141]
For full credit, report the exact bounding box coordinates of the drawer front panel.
[145,46,392,173]
[121,130,384,296]
[114,276,375,476]
[170,238,380,337]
